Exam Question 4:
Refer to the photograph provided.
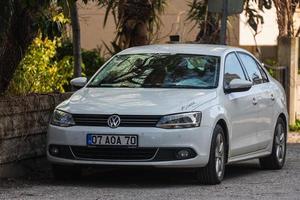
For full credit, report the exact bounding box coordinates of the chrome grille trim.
[72,114,161,127]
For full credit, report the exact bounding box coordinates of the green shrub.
[289,119,300,132]
[56,40,73,60]
[8,35,74,95]
[56,40,105,79]
[7,12,74,95]
[263,59,277,77]
[82,50,105,78]
[8,19,105,95]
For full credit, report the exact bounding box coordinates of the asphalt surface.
[0,144,300,200]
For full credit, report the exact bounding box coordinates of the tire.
[52,164,82,180]
[196,124,226,185]
[259,117,287,170]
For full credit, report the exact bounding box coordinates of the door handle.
[252,97,258,105]
[271,93,275,101]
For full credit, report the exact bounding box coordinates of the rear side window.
[224,53,247,87]
[238,53,264,85]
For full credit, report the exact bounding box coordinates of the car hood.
[57,88,217,115]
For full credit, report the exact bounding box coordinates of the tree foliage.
[56,40,105,79]
[7,13,74,95]
[186,0,221,43]
[2,0,167,94]
[0,0,69,94]
[273,0,300,37]
[98,0,167,54]
[244,0,272,33]
[8,35,73,94]
[0,1,43,94]
[187,0,276,43]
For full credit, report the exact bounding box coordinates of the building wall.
[239,6,279,46]
[77,2,300,51]
[78,1,199,51]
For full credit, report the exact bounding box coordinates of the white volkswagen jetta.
[47,44,288,184]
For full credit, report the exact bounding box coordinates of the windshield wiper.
[87,84,100,88]
[88,83,135,88]
[164,84,213,89]
[142,83,164,88]
[142,83,212,89]
[168,85,208,89]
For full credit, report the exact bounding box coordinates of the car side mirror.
[70,77,87,89]
[224,79,252,93]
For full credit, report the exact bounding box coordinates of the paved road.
[1,144,300,200]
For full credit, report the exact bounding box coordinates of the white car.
[47,44,288,184]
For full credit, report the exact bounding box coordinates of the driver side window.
[224,53,247,87]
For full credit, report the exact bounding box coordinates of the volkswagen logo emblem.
[107,115,121,128]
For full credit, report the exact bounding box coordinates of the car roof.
[117,44,245,57]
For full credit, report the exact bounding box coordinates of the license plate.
[87,134,138,147]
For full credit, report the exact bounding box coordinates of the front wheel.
[196,124,226,185]
[259,117,287,169]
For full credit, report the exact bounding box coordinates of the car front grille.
[70,146,158,161]
[72,114,161,127]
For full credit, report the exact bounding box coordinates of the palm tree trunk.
[70,1,82,78]
[115,0,152,50]
[130,22,149,46]
[273,0,298,37]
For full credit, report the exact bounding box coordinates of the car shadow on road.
[224,161,262,180]
[48,160,263,188]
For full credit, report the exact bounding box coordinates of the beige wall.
[239,6,279,46]
[78,1,199,51]
[294,8,300,36]
[239,7,300,46]
[77,2,300,53]
[227,15,240,46]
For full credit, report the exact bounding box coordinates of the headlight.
[50,110,75,127]
[156,112,201,129]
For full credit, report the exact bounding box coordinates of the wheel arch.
[278,113,288,132]
[216,119,229,163]
[277,113,288,128]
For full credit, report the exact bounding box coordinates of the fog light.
[176,149,191,159]
[49,146,59,155]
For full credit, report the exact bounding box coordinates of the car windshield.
[87,54,220,89]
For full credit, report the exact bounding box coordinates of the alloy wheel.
[215,133,225,179]
[275,123,285,164]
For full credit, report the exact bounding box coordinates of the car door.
[237,52,274,150]
[223,52,260,157]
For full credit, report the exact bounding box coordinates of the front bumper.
[47,125,213,168]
